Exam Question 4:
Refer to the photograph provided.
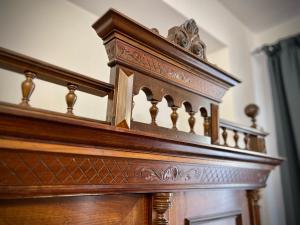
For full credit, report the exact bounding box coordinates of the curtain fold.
[264,34,300,225]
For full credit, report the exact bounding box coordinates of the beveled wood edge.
[0,138,273,170]
[220,118,268,137]
[0,101,110,125]
[0,184,266,199]
[0,102,284,166]
[0,46,114,97]
[131,121,211,145]
[92,8,241,87]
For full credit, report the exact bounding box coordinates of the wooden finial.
[66,83,78,115]
[20,71,36,107]
[245,104,259,128]
[153,193,173,225]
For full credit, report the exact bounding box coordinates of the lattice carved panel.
[0,150,268,187]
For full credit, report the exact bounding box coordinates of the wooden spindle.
[244,133,249,150]
[150,100,159,125]
[20,71,36,106]
[233,130,239,148]
[221,127,228,146]
[188,111,196,134]
[153,193,173,225]
[203,117,210,136]
[170,106,178,130]
[66,83,78,115]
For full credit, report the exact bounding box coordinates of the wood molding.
[0,147,271,197]
[92,9,240,88]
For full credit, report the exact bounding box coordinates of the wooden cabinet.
[0,9,281,225]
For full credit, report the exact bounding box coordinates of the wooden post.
[247,189,262,225]
[107,66,134,128]
[210,103,219,144]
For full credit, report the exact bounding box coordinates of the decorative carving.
[137,165,268,185]
[152,193,173,225]
[20,71,36,107]
[167,19,206,60]
[105,40,116,61]
[151,28,160,34]
[66,83,78,115]
[0,150,269,187]
[114,40,226,101]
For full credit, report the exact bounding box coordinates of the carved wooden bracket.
[152,193,173,225]
[167,19,207,60]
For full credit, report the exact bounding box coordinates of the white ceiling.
[218,0,300,33]
[70,0,225,53]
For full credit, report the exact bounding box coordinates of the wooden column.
[106,66,134,128]
[210,103,219,144]
[247,189,262,225]
[152,193,173,225]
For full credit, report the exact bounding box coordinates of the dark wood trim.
[0,47,114,97]
[92,9,241,87]
[0,102,283,166]
[220,119,268,137]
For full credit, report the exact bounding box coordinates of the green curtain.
[264,34,300,225]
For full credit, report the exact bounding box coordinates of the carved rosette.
[167,19,207,60]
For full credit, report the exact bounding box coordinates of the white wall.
[0,0,109,120]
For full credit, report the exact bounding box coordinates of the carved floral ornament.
[167,19,207,60]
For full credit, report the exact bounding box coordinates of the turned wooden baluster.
[233,130,239,148]
[244,133,249,150]
[221,127,228,146]
[203,117,210,136]
[153,193,173,225]
[170,106,178,130]
[66,83,78,115]
[188,111,196,134]
[131,97,135,121]
[20,71,36,106]
[150,100,159,126]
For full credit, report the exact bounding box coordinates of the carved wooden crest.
[167,19,207,60]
